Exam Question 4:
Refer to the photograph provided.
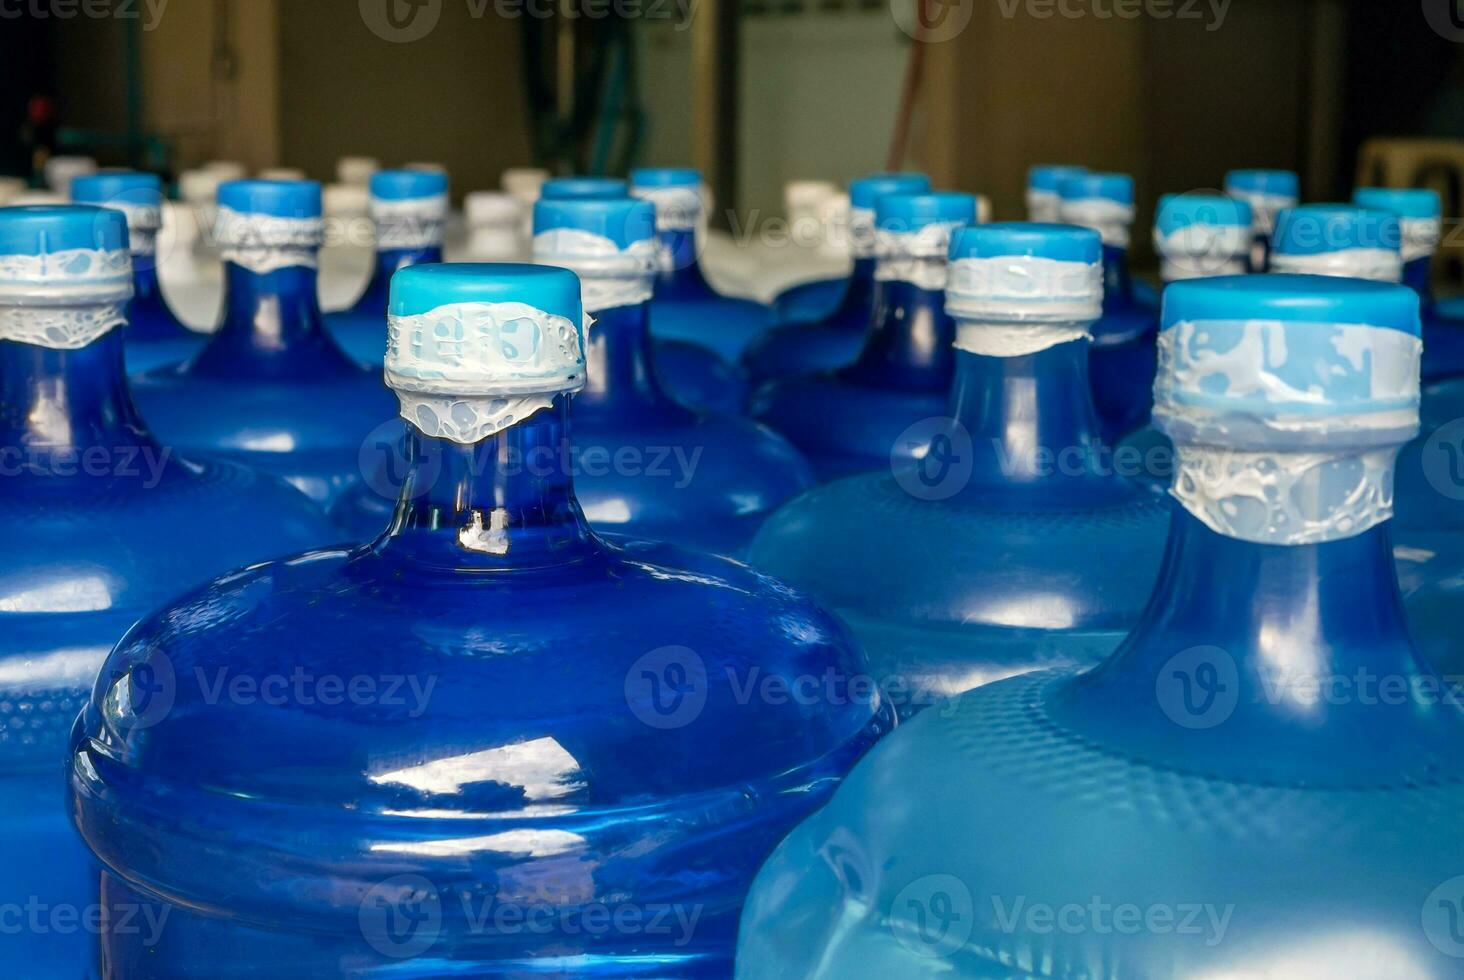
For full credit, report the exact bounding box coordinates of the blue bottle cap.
[385,264,587,438]
[1272,204,1401,257]
[629,167,702,189]
[1224,169,1300,200]
[1353,187,1442,220]
[949,221,1102,263]
[848,172,931,210]
[533,197,656,249]
[70,172,163,212]
[369,169,449,202]
[1162,272,1418,336]
[875,191,977,232]
[389,262,584,322]
[946,222,1104,324]
[1058,172,1134,206]
[0,206,134,329]
[541,177,629,200]
[217,179,323,219]
[1027,165,1088,194]
[1155,194,1252,235]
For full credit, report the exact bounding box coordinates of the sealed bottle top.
[0,203,132,311]
[629,166,703,230]
[533,196,657,314]
[540,176,628,200]
[1270,203,1402,281]
[1152,192,1252,281]
[1025,163,1087,221]
[1058,172,1135,247]
[946,220,1103,326]
[1353,186,1442,264]
[1224,167,1300,229]
[69,172,163,250]
[368,169,448,249]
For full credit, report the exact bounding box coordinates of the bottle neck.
[1403,255,1435,305]
[654,227,712,298]
[575,295,674,415]
[846,269,954,387]
[1050,509,1462,782]
[0,326,156,455]
[829,257,877,327]
[1100,243,1133,306]
[376,399,600,569]
[194,258,356,376]
[352,245,443,316]
[947,337,1107,490]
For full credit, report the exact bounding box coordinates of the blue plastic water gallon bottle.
[749,190,975,480]
[1224,168,1299,272]
[1120,192,1254,491]
[535,176,743,413]
[735,273,1464,980]
[1025,164,1086,222]
[326,169,449,367]
[0,204,332,975]
[131,180,399,508]
[70,172,204,373]
[629,166,771,362]
[749,223,1168,718]
[743,172,932,387]
[1058,172,1158,441]
[69,262,891,978]
[1354,187,1464,382]
[333,200,812,554]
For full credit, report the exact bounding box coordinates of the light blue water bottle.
[736,273,1464,979]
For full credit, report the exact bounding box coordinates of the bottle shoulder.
[749,472,1170,632]
[735,669,1464,979]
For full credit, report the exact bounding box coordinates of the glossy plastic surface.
[122,260,205,373]
[326,242,441,366]
[770,274,848,325]
[737,508,1464,979]
[750,340,1169,718]
[648,227,772,362]
[1088,243,1159,440]
[1403,258,1464,383]
[70,400,891,977]
[133,261,400,509]
[333,301,810,555]
[743,258,876,387]
[0,330,334,975]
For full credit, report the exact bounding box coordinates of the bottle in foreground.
[0,205,332,975]
[736,273,1464,980]
[131,180,399,508]
[1225,168,1299,271]
[749,223,1168,718]
[743,172,932,386]
[334,201,811,554]
[1354,187,1464,383]
[70,172,204,373]
[749,191,975,479]
[1120,192,1253,491]
[70,262,891,978]
[326,169,449,366]
[1058,172,1159,441]
[630,166,771,362]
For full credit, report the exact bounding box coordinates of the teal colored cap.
[217,179,322,218]
[1059,173,1134,205]
[629,168,701,189]
[70,172,163,211]
[533,197,655,248]
[1028,165,1088,194]
[370,170,448,201]
[390,262,584,322]
[849,173,931,210]
[1156,194,1252,235]
[949,221,1101,263]
[0,204,129,258]
[541,177,629,200]
[1353,187,1442,221]
[1225,169,1300,199]
[1162,273,1419,336]
[1272,204,1401,257]
[876,191,977,232]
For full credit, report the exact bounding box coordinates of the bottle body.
[647,228,772,362]
[742,259,877,387]
[1086,244,1159,441]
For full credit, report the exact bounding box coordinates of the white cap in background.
[202,160,247,182]
[259,167,307,182]
[337,156,380,186]
[44,155,98,195]
[0,177,27,205]
[179,169,226,206]
[501,168,550,207]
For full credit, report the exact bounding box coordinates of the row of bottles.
[3,149,1464,976]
